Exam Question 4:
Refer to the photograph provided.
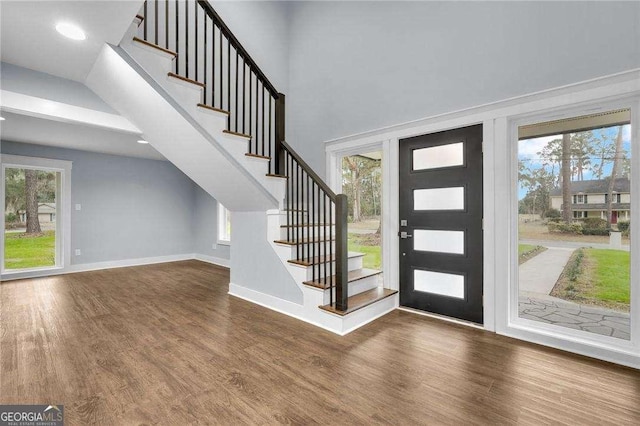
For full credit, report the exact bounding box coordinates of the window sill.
[217,240,231,246]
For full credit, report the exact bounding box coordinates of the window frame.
[508,98,638,355]
[217,202,231,245]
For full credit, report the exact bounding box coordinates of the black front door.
[399,124,483,324]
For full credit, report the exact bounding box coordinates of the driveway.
[520,238,629,252]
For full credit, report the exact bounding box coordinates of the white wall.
[1,141,230,265]
[287,1,640,175]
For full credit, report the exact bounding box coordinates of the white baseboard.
[193,253,230,268]
[0,253,231,281]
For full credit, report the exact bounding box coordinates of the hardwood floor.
[1,260,639,425]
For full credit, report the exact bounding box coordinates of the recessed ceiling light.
[55,22,86,41]
[137,140,149,144]
[0,117,5,121]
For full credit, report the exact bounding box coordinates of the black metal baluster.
[235,50,239,132]
[154,0,158,45]
[203,14,207,104]
[143,1,148,40]
[312,182,316,283]
[261,85,265,157]
[185,0,188,78]
[195,0,198,82]
[325,194,329,294]
[248,73,252,150]
[219,26,222,109]
[165,0,168,48]
[268,96,272,173]
[242,61,246,135]
[175,0,179,73]
[227,38,230,129]
[288,153,292,242]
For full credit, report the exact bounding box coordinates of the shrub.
[5,213,18,223]
[566,249,584,282]
[582,228,611,236]
[545,208,561,219]
[581,217,608,230]
[548,221,583,234]
[617,221,630,233]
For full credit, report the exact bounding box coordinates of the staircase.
[87,0,397,334]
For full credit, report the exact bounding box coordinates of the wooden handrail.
[281,141,337,201]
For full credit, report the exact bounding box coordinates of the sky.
[518,124,632,200]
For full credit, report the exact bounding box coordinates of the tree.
[606,126,624,227]
[570,131,595,180]
[24,169,42,234]
[561,133,572,223]
[342,156,380,222]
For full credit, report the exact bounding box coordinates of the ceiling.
[0,0,163,160]
[0,1,143,82]
[0,111,165,160]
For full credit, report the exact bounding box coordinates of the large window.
[2,155,71,277]
[217,203,231,244]
[517,108,632,341]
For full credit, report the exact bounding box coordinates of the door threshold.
[398,306,484,330]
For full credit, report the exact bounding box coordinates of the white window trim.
[1,154,72,280]
[217,202,231,245]
[326,67,640,368]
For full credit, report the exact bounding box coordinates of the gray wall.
[215,1,290,94]
[1,141,230,265]
[287,1,640,175]
[230,211,302,303]
[192,184,231,261]
[1,62,118,113]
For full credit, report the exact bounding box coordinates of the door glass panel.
[517,108,631,340]
[414,269,465,299]
[414,229,465,254]
[4,168,59,271]
[413,142,464,170]
[414,187,464,211]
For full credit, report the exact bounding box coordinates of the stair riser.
[279,241,336,260]
[293,256,363,281]
[279,225,335,240]
[319,275,380,305]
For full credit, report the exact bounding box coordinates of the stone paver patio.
[519,296,630,340]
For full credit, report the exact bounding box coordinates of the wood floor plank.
[1,260,640,425]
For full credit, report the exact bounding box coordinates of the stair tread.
[288,251,364,267]
[132,37,177,57]
[223,130,252,139]
[197,103,230,115]
[266,174,287,179]
[303,268,382,289]
[245,153,270,160]
[167,72,205,88]
[274,237,334,245]
[319,288,398,316]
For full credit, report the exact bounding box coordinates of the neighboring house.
[550,178,630,223]
[18,202,56,223]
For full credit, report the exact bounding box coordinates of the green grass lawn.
[4,231,56,270]
[348,234,381,270]
[584,248,630,304]
[518,244,537,256]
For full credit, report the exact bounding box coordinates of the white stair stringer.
[86,44,278,211]
[117,33,286,208]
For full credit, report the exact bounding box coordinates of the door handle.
[398,231,413,239]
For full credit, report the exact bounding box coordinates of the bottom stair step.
[319,288,398,316]
[303,268,381,289]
